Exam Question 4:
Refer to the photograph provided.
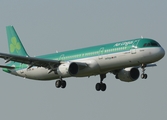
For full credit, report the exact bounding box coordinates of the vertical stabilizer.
[6,26,29,56]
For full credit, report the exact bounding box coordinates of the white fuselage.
[11,47,165,80]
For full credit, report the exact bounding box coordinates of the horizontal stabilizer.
[146,64,157,67]
[135,64,157,68]
[0,65,15,69]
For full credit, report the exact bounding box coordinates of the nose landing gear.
[141,64,148,79]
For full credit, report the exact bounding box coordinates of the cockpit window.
[143,43,147,47]
[151,42,160,47]
[143,43,151,47]
[143,42,160,47]
[147,43,151,46]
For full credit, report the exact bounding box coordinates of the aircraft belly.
[16,67,59,80]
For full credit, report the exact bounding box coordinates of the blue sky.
[0,0,167,119]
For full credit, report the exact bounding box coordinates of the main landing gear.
[55,74,107,91]
[141,64,148,79]
[55,77,66,89]
[95,74,107,91]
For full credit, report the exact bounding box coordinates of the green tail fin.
[6,26,29,56]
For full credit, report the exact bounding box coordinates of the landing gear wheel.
[55,80,61,88]
[144,74,148,79]
[61,80,66,88]
[141,64,148,79]
[101,83,106,91]
[55,80,67,89]
[95,74,107,91]
[95,83,101,91]
[95,83,106,91]
[141,74,147,79]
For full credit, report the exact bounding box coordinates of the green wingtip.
[2,68,11,73]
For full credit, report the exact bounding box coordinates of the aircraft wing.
[0,53,61,69]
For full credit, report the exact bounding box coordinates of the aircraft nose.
[159,47,165,59]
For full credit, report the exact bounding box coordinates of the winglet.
[6,26,29,56]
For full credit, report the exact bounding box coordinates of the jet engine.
[57,62,87,77]
[56,60,100,77]
[117,67,140,82]
[57,63,71,77]
[68,62,87,76]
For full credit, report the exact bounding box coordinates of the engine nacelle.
[68,62,87,76]
[57,60,100,77]
[57,63,71,77]
[56,62,89,77]
[117,67,140,82]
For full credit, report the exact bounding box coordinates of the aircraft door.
[98,47,104,60]
[130,48,136,54]
[130,40,139,54]
[19,63,26,77]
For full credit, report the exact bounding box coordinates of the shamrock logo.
[10,37,21,53]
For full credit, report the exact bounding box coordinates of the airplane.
[0,26,165,91]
